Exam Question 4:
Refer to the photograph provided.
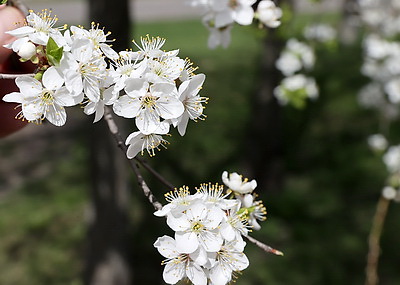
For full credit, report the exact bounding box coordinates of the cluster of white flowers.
[274,38,318,108]
[154,171,267,285]
[367,133,388,152]
[358,0,400,37]
[358,1,400,203]
[2,10,208,158]
[357,0,400,120]
[303,23,337,43]
[187,0,282,49]
[358,35,400,117]
[381,145,400,202]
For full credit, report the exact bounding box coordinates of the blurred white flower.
[303,23,337,42]
[367,134,388,152]
[382,186,397,200]
[383,145,400,173]
[255,0,282,28]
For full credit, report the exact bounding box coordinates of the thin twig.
[134,157,175,190]
[245,235,284,256]
[103,106,162,211]
[365,195,391,285]
[0,73,34,79]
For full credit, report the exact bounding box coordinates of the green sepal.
[34,72,44,81]
[46,37,63,66]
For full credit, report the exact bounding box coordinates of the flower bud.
[17,41,36,60]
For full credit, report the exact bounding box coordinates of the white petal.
[153,235,179,259]
[84,101,97,115]
[175,231,199,254]
[42,67,64,90]
[204,207,225,229]
[6,26,35,37]
[177,113,190,136]
[150,82,175,97]
[100,43,119,60]
[157,96,184,119]
[220,222,236,241]
[2,92,23,103]
[93,101,105,123]
[55,87,81,106]
[186,202,208,221]
[124,78,148,97]
[191,247,208,267]
[230,251,249,271]
[15,76,41,98]
[163,261,185,284]
[209,263,232,285]
[215,10,234,28]
[84,79,100,102]
[199,232,223,252]
[46,104,67,126]
[186,263,207,285]
[154,204,174,217]
[234,6,255,25]
[65,71,83,95]
[113,96,141,118]
[166,214,191,232]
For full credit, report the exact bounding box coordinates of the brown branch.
[0,73,34,79]
[245,234,284,256]
[365,195,391,285]
[134,157,175,190]
[103,106,162,211]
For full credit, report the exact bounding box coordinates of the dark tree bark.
[88,0,130,52]
[245,0,292,194]
[84,1,131,284]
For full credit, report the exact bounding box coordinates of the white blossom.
[222,171,257,194]
[255,0,282,28]
[367,134,388,152]
[125,122,170,158]
[3,67,79,126]
[383,145,400,173]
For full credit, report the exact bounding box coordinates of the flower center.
[191,221,204,233]
[141,94,158,109]
[41,90,54,105]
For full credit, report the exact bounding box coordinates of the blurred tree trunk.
[84,1,131,285]
[339,0,359,44]
[245,0,292,194]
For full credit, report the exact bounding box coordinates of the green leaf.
[0,0,8,4]
[46,37,63,66]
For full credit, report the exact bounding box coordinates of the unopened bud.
[17,42,37,60]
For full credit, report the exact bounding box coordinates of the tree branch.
[245,235,284,256]
[0,73,34,79]
[103,106,162,211]
[365,195,391,285]
[134,157,175,190]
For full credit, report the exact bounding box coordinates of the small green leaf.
[1,0,8,4]
[34,71,44,81]
[46,37,63,66]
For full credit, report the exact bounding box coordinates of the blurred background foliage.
[1,3,400,285]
